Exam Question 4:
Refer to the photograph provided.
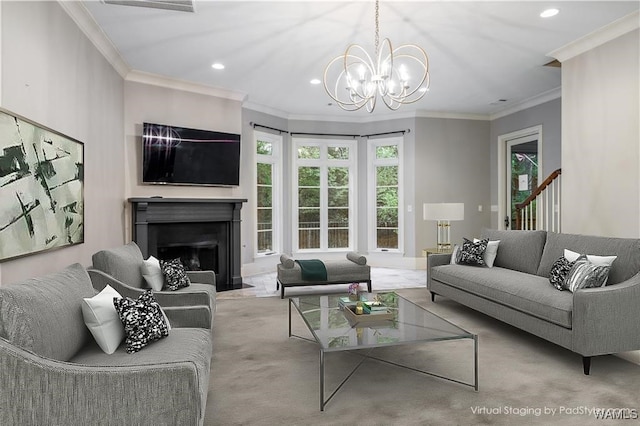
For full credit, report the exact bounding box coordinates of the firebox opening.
[157,240,218,272]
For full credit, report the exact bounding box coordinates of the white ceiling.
[81,0,639,119]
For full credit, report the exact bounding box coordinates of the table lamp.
[423,203,465,251]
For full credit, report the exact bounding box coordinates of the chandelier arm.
[323,0,430,112]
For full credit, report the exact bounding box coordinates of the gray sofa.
[89,242,216,326]
[0,263,213,425]
[428,229,640,375]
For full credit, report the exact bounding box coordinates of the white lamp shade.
[423,203,465,221]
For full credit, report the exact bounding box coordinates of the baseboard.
[616,350,640,365]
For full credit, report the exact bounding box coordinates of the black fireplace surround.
[129,198,246,291]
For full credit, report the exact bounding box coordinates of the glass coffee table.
[288,292,478,410]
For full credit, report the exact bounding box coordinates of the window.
[255,131,282,255]
[368,137,403,251]
[293,138,356,252]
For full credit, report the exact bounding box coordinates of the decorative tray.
[341,304,394,324]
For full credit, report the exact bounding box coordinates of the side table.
[422,247,453,257]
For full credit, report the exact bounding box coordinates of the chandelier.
[323,0,430,112]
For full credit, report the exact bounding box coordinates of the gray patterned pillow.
[548,256,576,290]
[113,290,169,353]
[159,258,191,291]
[458,238,488,266]
[565,256,611,293]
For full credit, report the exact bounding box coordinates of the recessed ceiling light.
[310,79,321,85]
[540,8,559,18]
[211,63,225,70]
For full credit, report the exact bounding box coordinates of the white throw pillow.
[564,249,581,262]
[82,285,125,354]
[564,249,617,266]
[474,238,500,268]
[450,245,460,264]
[141,255,165,291]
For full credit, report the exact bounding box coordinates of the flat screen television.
[142,122,241,186]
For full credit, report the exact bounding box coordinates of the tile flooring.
[217,267,427,299]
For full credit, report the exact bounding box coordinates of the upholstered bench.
[276,252,371,298]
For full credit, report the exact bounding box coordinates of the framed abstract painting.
[0,109,84,261]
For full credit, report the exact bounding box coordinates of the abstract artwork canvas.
[0,109,84,261]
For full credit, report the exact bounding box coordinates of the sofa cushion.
[71,327,212,419]
[82,284,125,354]
[548,256,576,290]
[536,232,640,284]
[565,257,612,292]
[480,229,547,275]
[114,290,170,353]
[458,238,488,266]
[0,263,97,361]
[141,255,164,291]
[431,264,573,328]
[92,242,146,289]
[160,258,191,291]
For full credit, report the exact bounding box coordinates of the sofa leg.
[281,285,285,299]
[276,281,279,290]
[431,292,437,302]
[367,280,372,293]
[582,356,591,375]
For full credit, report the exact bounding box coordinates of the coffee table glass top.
[290,292,473,352]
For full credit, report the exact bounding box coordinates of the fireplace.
[129,198,246,291]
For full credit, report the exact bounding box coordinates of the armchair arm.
[427,253,452,290]
[186,270,216,286]
[164,305,212,329]
[87,269,212,309]
[572,272,640,355]
[0,338,202,425]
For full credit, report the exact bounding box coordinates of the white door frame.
[497,125,543,230]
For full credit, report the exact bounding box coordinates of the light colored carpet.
[205,288,639,425]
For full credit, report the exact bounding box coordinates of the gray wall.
[415,117,492,249]
[0,1,125,285]
[561,30,639,237]
[489,98,562,228]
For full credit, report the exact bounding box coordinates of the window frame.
[367,136,404,253]
[254,130,283,257]
[292,137,357,253]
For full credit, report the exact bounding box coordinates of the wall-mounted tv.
[142,122,241,187]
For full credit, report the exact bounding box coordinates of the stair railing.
[515,168,561,231]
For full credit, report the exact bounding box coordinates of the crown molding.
[57,0,130,78]
[126,70,247,102]
[549,10,639,62]
[242,101,291,120]
[244,103,490,123]
[490,87,562,121]
[414,110,489,121]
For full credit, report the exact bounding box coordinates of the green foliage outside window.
[256,140,272,155]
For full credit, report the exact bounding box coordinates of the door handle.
[504,216,510,228]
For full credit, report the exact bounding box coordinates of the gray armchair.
[89,242,216,322]
[0,263,212,426]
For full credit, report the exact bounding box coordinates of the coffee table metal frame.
[288,293,478,411]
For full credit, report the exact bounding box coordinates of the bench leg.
[276,280,279,290]
[583,356,591,375]
[281,284,285,299]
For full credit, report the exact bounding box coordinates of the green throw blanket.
[295,259,327,281]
